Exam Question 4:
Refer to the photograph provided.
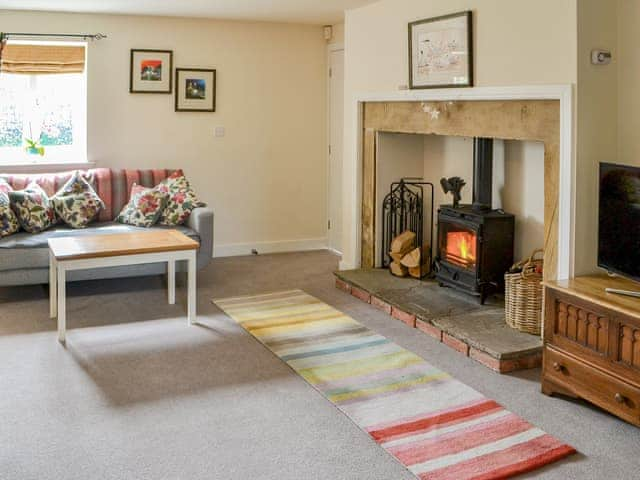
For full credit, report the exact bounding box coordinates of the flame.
[446,231,477,266]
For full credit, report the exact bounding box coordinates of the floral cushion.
[116,187,168,227]
[156,170,205,226]
[51,171,105,229]
[0,181,20,238]
[8,182,56,233]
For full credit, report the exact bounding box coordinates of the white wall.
[341,0,578,270]
[0,10,328,256]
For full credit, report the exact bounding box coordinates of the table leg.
[168,259,176,305]
[57,265,66,344]
[49,252,57,319]
[187,252,196,325]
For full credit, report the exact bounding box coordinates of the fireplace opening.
[435,138,515,304]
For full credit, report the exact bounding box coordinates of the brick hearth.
[335,269,542,374]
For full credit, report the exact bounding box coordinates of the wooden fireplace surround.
[361,99,561,281]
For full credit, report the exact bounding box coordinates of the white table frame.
[49,249,197,344]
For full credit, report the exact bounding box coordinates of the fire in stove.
[445,231,477,268]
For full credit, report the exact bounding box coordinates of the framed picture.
[175,68,216,112]
[408,11,473,89]
[130,49,173,94]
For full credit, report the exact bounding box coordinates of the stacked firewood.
[388,230,431,279]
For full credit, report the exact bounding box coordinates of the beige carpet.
[0,251,637,479]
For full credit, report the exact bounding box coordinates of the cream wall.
[330,23,345,45]
[341,0,579,270]
[575,0,619,274]
[0,10,328,256]
[618,1,640,167]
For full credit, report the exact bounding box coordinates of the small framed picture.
[409,11,473,89]
[175,68,216,112]
[130,49,173,94]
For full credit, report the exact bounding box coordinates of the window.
[0,41,87,165]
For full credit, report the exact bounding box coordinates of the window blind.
[0,44,85,74]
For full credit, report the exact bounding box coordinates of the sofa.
[0,168,213,287]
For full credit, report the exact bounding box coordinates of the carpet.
[213,289,576,480]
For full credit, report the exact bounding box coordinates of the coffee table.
[48,230,200,344]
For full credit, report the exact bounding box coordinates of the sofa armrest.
[187,207,214,266]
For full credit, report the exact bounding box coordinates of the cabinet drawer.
[544,347,640,425]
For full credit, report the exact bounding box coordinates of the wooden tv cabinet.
[542,275,640,426]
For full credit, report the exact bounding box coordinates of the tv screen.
[598,162,640,281]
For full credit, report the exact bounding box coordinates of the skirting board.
[213,237,328,258]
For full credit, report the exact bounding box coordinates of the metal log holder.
[381,178,435,278]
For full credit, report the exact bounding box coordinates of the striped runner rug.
[213,290,575,480]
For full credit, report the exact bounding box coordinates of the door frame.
[327,42,344,255]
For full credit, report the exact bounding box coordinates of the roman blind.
[0,43,85,74]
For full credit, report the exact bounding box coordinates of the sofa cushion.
[51,171,105,228]
[0,184,20,238]
[0,222,201,271]
[116,187,168,227]
[156,170,205,226]
[8,182,56,233]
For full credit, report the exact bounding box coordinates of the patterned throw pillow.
[156,170,205,226]
[51,171,105,229]
[0,180,19,238]
[116,187,168,227]
[8,182,56,233]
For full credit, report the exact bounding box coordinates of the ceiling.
[0,0,377,24]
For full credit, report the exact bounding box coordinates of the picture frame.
[175,68,216,112]
[130,49,173,94]
[408,11,473,89]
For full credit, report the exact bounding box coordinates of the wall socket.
[215,126,225,137]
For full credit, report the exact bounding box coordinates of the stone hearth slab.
[334,269,542,373]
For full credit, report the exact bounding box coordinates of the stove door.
[438,219,479,271]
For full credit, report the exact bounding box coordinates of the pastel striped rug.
[213,290,575,480]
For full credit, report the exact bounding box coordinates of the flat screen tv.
[598,162,640,282]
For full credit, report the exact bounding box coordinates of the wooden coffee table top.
[48,230,200,261]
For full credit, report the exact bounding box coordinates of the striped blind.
[0,43,85,74]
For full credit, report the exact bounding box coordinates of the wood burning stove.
[435,138,515,304]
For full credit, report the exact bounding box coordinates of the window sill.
[0,161,95,174]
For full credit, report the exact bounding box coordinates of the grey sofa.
[0,168,213,287]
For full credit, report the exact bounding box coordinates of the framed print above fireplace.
[408,11,473,89]
[130,49,173,94]
[175,68,216,112]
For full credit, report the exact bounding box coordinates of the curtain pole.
[1,32,107,41]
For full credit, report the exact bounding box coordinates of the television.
[598,162,640,282]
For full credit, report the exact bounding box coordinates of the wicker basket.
[505,249,544,335]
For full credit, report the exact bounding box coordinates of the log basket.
[505,248,544,335]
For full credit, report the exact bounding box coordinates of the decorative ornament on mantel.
[421,101,458,120]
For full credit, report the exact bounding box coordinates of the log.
[403,246,432,279]
[390,230,416,253]
[389,261,408,277]
[409,265,430,279]
[400,247,421,268]
[389,248,412,263]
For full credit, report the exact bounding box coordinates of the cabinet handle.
[552,362,563,372]
[614,393,626,404]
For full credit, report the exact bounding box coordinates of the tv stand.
[543,275,640,427]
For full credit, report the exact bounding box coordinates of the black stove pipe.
[472,137,493,212]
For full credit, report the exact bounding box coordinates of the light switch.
[215,126,225,137]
